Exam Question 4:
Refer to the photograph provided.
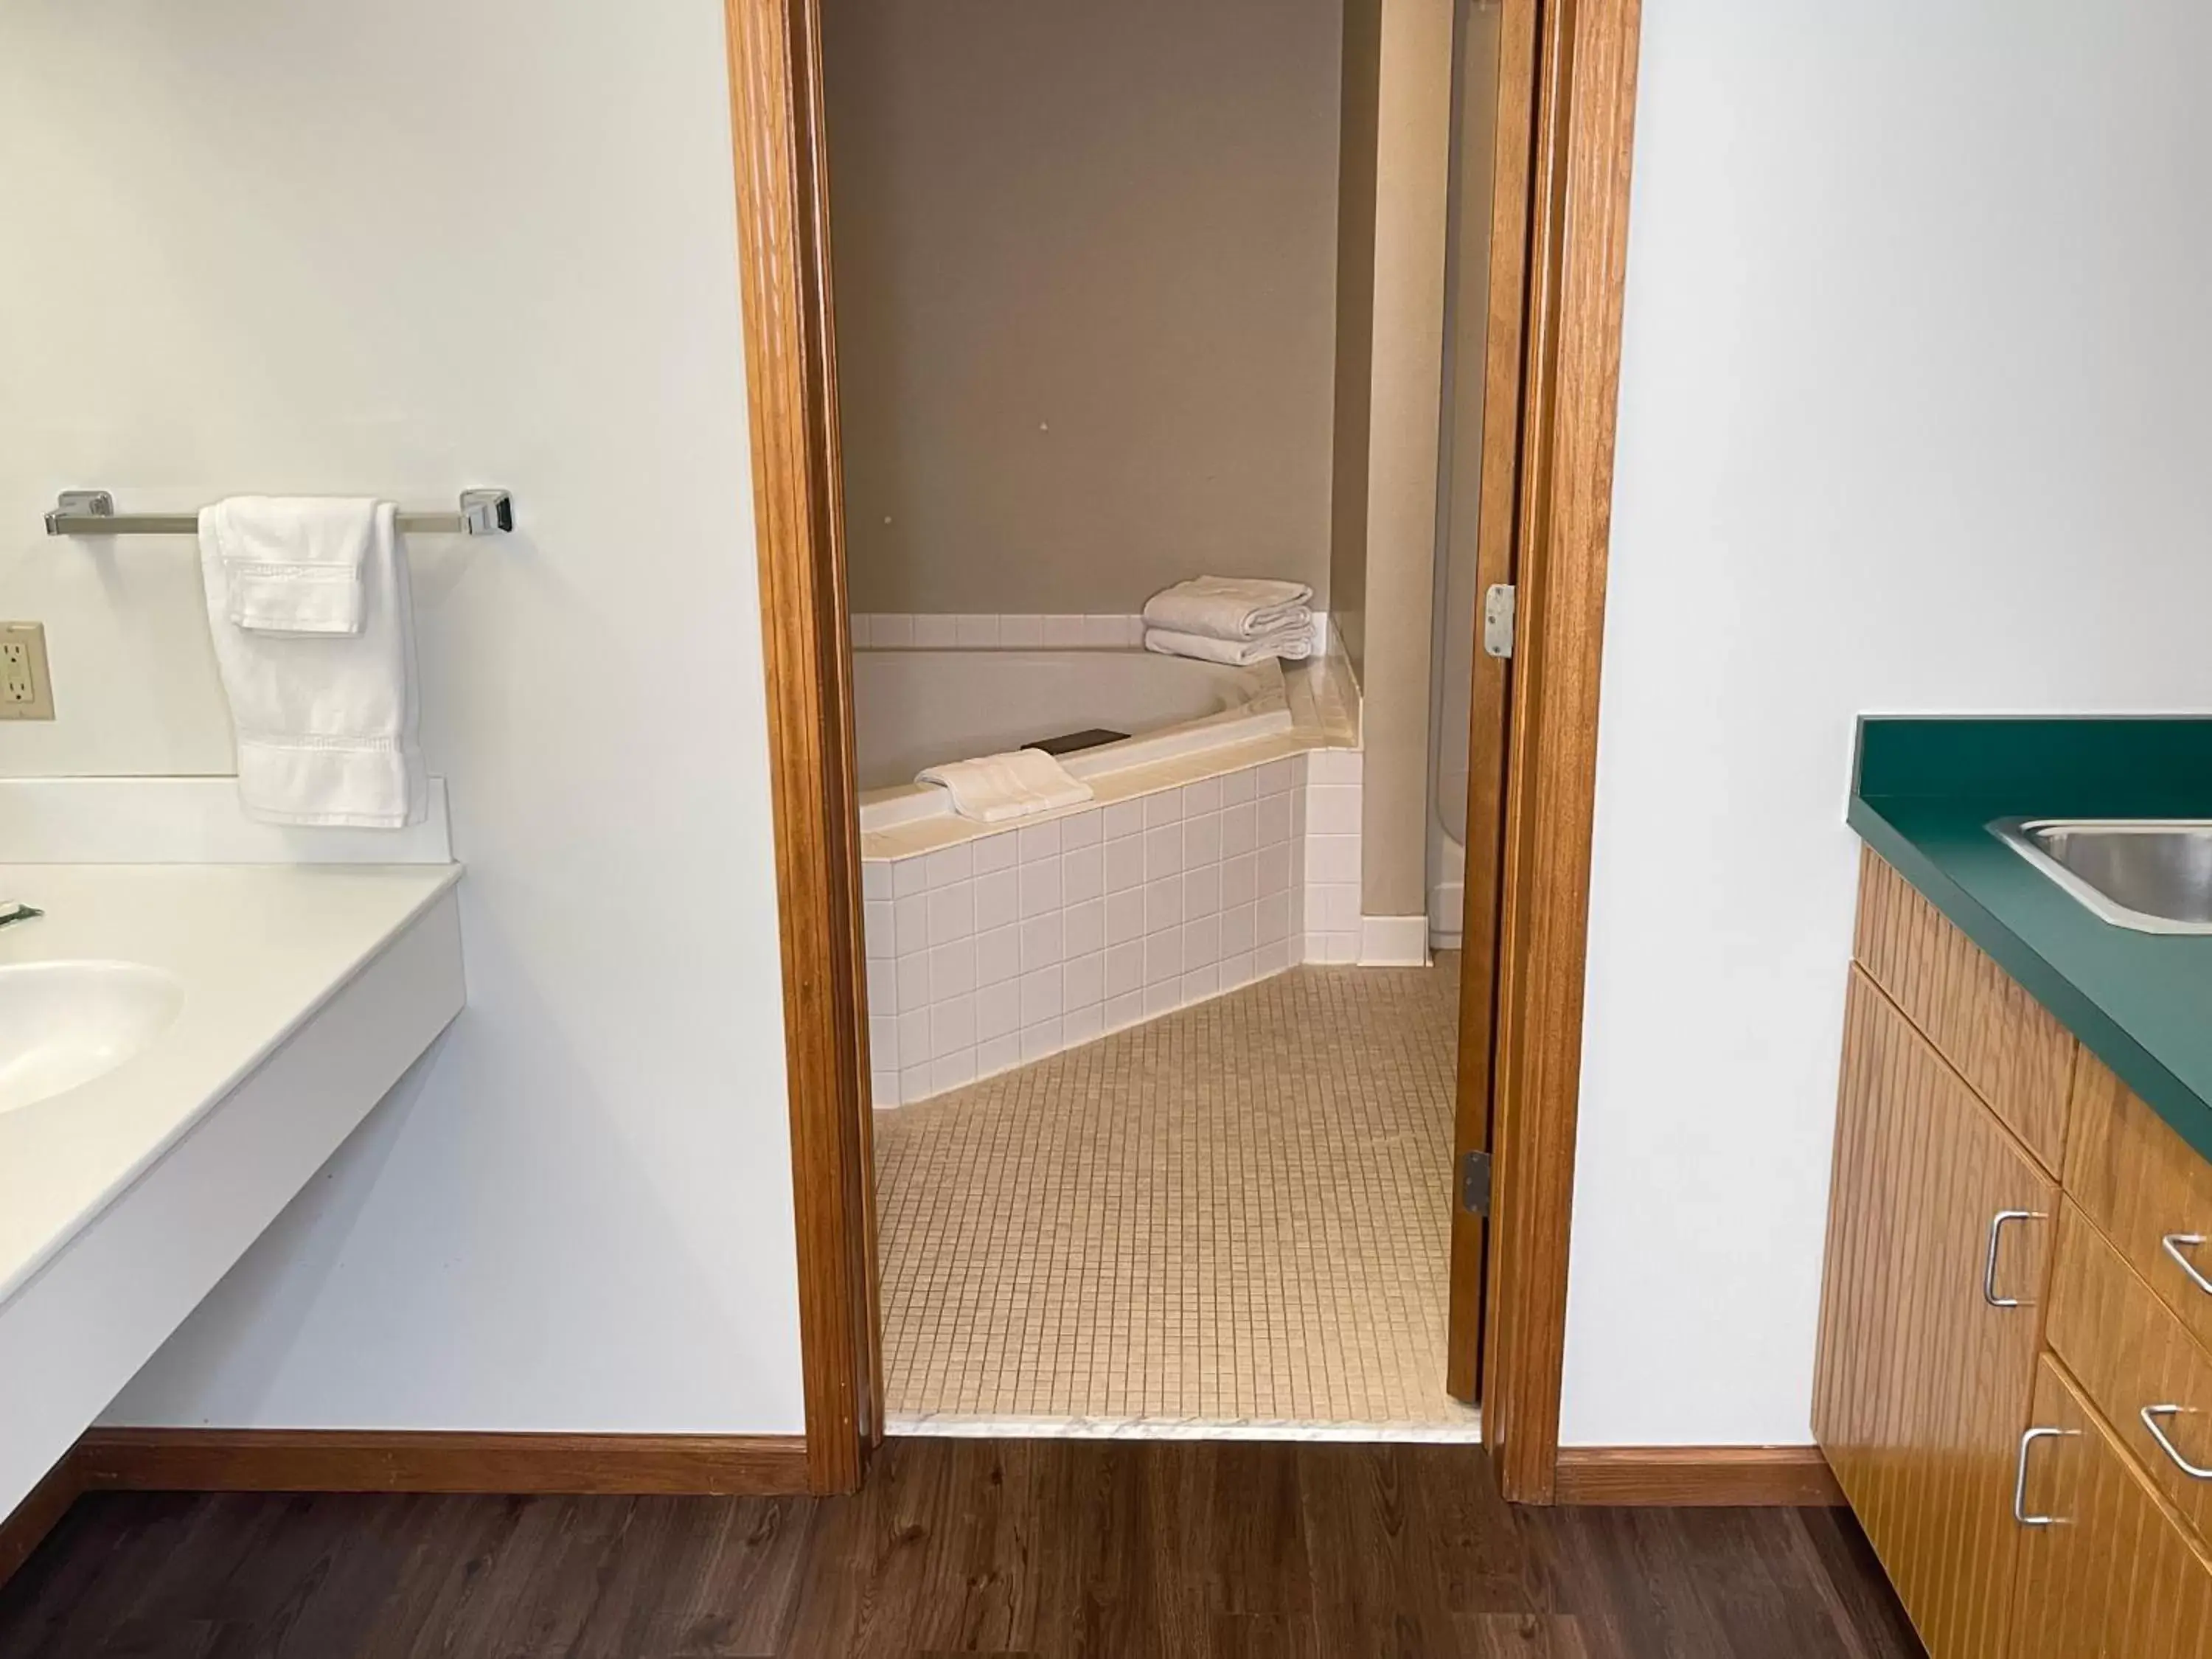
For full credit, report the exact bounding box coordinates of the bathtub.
[855,649,1293,832]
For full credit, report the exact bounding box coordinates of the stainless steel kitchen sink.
[1992,819,2212,934]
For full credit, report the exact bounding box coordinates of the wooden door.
[1444,0,1540,1407]
[2009,1354,2212,1658]
[1812,970,2058,1658]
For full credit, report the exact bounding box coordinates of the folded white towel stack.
[917,748,1095,824]
[198,497,427,829]
[1141,575,1314,664]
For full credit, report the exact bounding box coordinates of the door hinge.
[1482,584,1517,659]
[1459,1150,1493,1216]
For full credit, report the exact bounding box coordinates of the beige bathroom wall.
[821,0,1343,615]
[1329,0,1457,921]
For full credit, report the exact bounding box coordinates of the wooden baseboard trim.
[72,1430,810,1497]
[1553,1445,1844,1506]
[0,1456,86,1591]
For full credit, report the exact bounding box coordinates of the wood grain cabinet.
[1815,852,2212,1659]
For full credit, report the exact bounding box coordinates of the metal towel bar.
[43,488,514,538]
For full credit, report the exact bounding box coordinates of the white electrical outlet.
[0,622,55,720]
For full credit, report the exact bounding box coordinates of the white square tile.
[1104,799,1147,841]
[1293,754,1311,786]
[1066,897,1105,956]
[1144,981,1181,1018]
[923,842,973,890]
[1256,937,1290,974]
[1020,1018,1065,1062]
[1105,887,1146,945]
[874,614,916,649]
[1063,1004,1104,1046]
[1221,900,1257,957]
[976,978,1021,1042]
[1105,990,1145,1030]
[1221,801,1256,857]
[1180,965,1220,1003]
[866,953,899,1016]
[1185,862,1222,918]
[897,953,931,1013]
[1183,811,1222,868]
[1323,883,1363,931]
[998,613,1043,647]
[869,1014,899,1071]
[864,900,897,959]
[863,860,894,901]
[976,923,1021,988]
[927,883,975,945]
[1220,767,1256,805]
[1018,821,1062,862]
[953,613,999,647]
[1083,614,1127,647]
[1020,965,1064,1024]
[893,857,929,898]
[898,1005,931,1065]
[1308,785,1362,836]
[975,867,1019,932]
[1064,950,1104,1009]
[1256,759,1294,797]
[929,936,976,999]
[1144,824,1185,878]
[1183,914,1220,968]
[1291,787,1307,838]
[847,614,876,650]
[973,831,1019,874]
[1104,835,1144,893]
[1019,859,1062,917]
[1043,614,1087,646]
[1061,809,1102,849]
[1309,748,1363,783]
[1144,931,1183,986]
[1144,790,1184,827]
[1062,845,1103,903]
[913,613,958,648]
[900,1060,933,1102]
[1290,881,1307,936]
[893,891,930,958]
[1221,950,1257,990]
[1256,793,1292,847]
[871,1068,899,1108]
[931,994,975,1053]
[1256,844,1293,897]
[1257,891,1290,945]
[978,1033,1022,1077]
[932,1048,977,1092]
[1020,911,1065,970]
[1222,852,1257,910]
[1307,834,1360,885]
[1144,874,1184,934]
[1180,777,1221,816]
[1105,940,1144,997]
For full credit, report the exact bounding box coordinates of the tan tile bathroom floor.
[874,956,1481,1433]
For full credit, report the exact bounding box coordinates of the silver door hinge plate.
[1459,1150,1492,1216]
[1482,584,1517,659]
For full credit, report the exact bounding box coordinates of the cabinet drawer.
[2011,1354,2212,1659]
[1853,848,2076,1173]
[2048,1202,2212,1549]
[2067,1051,2212,1360]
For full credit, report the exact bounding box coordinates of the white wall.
[0,0,806,1432]
[1562,0,2212,1444]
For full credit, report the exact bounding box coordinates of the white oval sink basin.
[0,960,184,1116]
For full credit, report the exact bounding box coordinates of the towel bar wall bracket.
[43,488,515,538]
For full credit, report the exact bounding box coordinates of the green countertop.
[1850,717,2212,1165]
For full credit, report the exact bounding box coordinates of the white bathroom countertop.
[0,860,463,1307]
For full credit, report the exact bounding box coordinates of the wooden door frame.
[723,0,1643,1503]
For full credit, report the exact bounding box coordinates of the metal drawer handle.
[2163,1234,2212,1297]
[1983,1209,2045,1308]
[2014,1425,2076,1526]
[2140,1405,2212,1481]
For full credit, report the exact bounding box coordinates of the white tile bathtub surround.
[852,612,1333,657]
[1301,747,1364,966]
[866,753,1315,1105]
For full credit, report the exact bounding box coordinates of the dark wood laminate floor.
[0,1439,1923,1659]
